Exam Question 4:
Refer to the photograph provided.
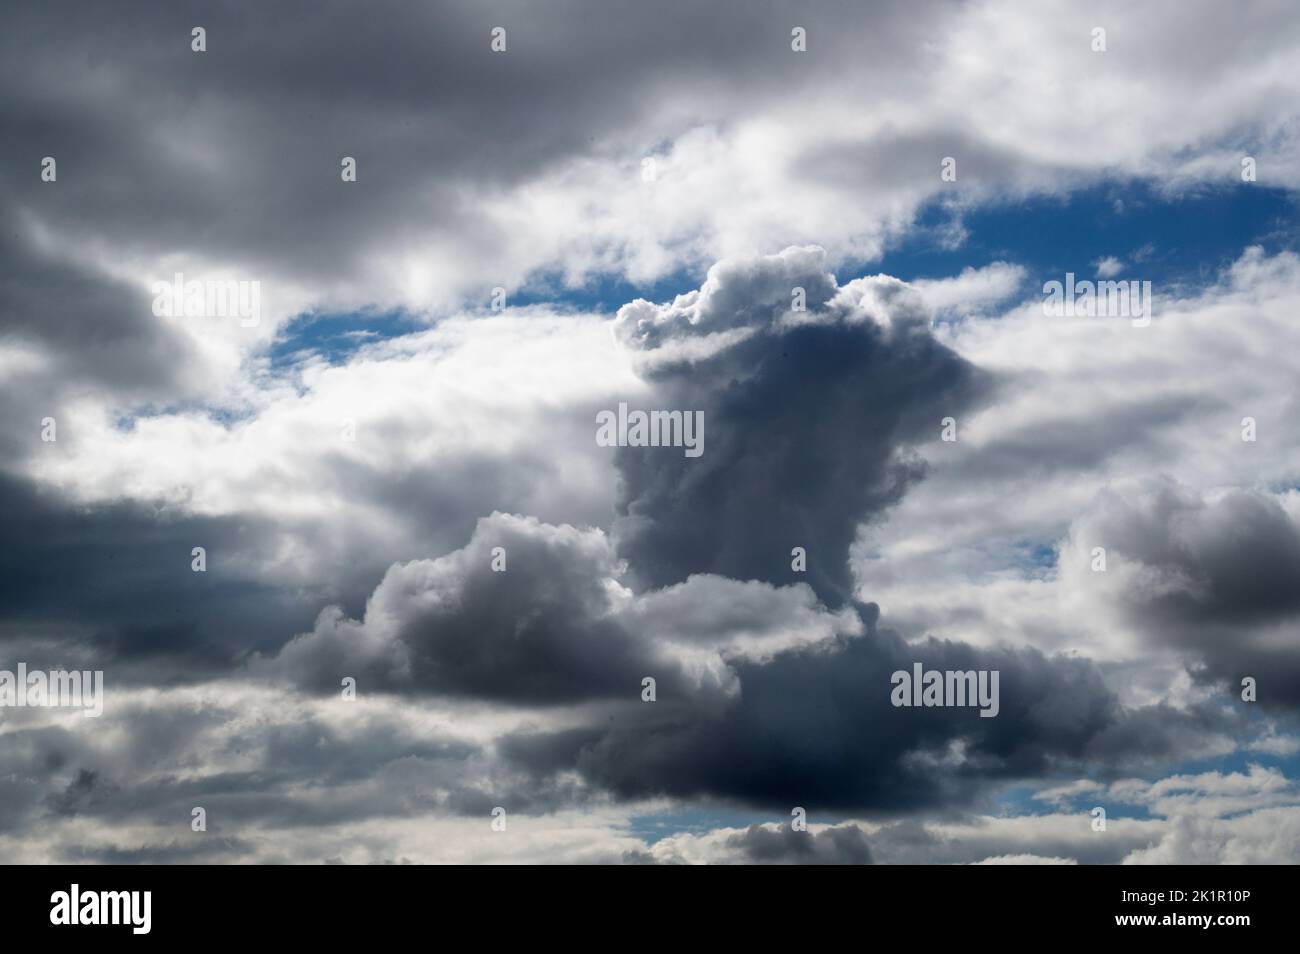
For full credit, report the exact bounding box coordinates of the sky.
[1,0,1299,864]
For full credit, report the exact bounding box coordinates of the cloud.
[851,248,1300,705]
[265,510,865,704]
[1061,479,1300,706]
[625,813,1149,865]
[971,854,1077,865]
[0,471,314,681]
[500,616,1232,813]
[5,310,636,684]
[913,262,1027,316]
[1108,764,1298,819]
[1093,256,1125,278]
[3,0,1299,865]
[267,513,681,704]
[4,239,1268,850]
[630,822,873,864]
[1122,807,1300,864]
[5,0,1299,433]
[646,791,1300,863]
[611,247,988,605]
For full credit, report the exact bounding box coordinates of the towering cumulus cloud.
[611,247,986,604]
[263,250,1231,821]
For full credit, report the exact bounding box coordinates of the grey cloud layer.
[5,0,1298,462]
[0,472,319,681]
[0,0,936,304]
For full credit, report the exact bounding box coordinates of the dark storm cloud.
[0,471,324,679]
[610,247,988,604]
[1077,479,1300,707]
[499,617,1233,813]
[267,512,700,704]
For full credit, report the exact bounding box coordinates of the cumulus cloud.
[500,619,1234,813]
[1093,256,1125,278]
[611,247,987,604]
[268,512,714,703]
[265,509,871,704]
[1061,479,1300,705]
[630,822,873,865]
[1122,807,1300,864]
[913,262,1027,317]
[624,814,1152,865]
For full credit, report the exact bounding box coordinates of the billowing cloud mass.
[3,0,1300,864]
[610,247,986,603]
[1063,481,1300,704]
[500,623,1235,812]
